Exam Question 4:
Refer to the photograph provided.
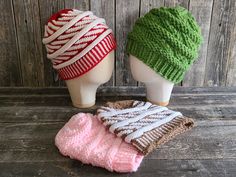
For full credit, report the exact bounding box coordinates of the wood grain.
[64,0,90,10]
[183,0,213,86]
[140,0,165,16]
[12,0,44,87]
[0,159,235,177]
[225,0,236,86]
[164,0,189,8]
[115,0,140,86]
[0,0,21,86]
[204,0,236,86]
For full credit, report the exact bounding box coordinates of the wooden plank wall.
[0,0,235,87]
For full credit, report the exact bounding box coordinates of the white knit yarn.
[98,101,183,143]
[43,9,111,69]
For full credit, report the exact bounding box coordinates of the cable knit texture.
[55,113,144,173]
[43,9,116,80]
[127,6,202,83]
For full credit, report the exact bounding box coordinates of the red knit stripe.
[57,33,115,80]
[88,52,98,63]
[51,29,107,65]
[84,55,95,66]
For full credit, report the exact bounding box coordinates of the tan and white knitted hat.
[43,9,116,80]
[97,100,194,155]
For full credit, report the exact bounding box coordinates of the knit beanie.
[55,113,144,173]
[43,9,116,80]
[126,6,202,83]
[97,100,194,155]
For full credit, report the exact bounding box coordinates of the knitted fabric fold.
[55,113,144,173]
[97,100,194,155]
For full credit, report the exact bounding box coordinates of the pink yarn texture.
[55,113,144,173]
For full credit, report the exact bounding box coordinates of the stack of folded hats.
[56,100,194,172]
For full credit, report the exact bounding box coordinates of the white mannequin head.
[66,51,114,108]
[129,55,174,106]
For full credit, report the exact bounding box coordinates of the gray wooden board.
[1,104,236,123]
[115,0,140,86]
[164,0,189,7]
[1,86,236,95]
[0,159,235,177]
[0,87,236,176]
[183,0,213,86]
[204,0,236,87]
[12,0,45,87]
[64,0,90,10]
[225,0,236,86]
[1,92,236,107]
[140,0,165,16]
[0,0,22,86]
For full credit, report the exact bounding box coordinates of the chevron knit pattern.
[97,100,194,155]
[43,9,116,80]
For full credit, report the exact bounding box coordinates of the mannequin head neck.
[129,55,174,106]
[66,51,114,108]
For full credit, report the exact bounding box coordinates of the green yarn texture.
[127,6,203,83]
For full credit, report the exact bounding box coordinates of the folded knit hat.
[43,9,116,80]
[127,6,202,83]
[55,113,144,173]
[97,100,194,155]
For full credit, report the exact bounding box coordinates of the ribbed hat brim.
[127,39,185,84]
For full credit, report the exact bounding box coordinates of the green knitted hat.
[127,6,203,83]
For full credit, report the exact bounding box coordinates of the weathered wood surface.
[183,0,213,86]
[1,0,235,87]
[0,0,21,86]
[115,0,139,86]
[13,0,45,87]
[0,87,235,177]
[204,0,236,87]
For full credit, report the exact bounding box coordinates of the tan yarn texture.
[97,100,194,155]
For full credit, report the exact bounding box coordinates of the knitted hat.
[55,113,144,172]
[127,6,202,83]
[43,9,116,80]
[97,100,194,155]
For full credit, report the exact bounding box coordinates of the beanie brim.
[58,33,116,80]
[127,39,185,84]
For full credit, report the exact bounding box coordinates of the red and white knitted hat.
[42,9,116,80]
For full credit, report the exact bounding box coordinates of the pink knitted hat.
[42,9,116,80]
[55,113,144,173]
